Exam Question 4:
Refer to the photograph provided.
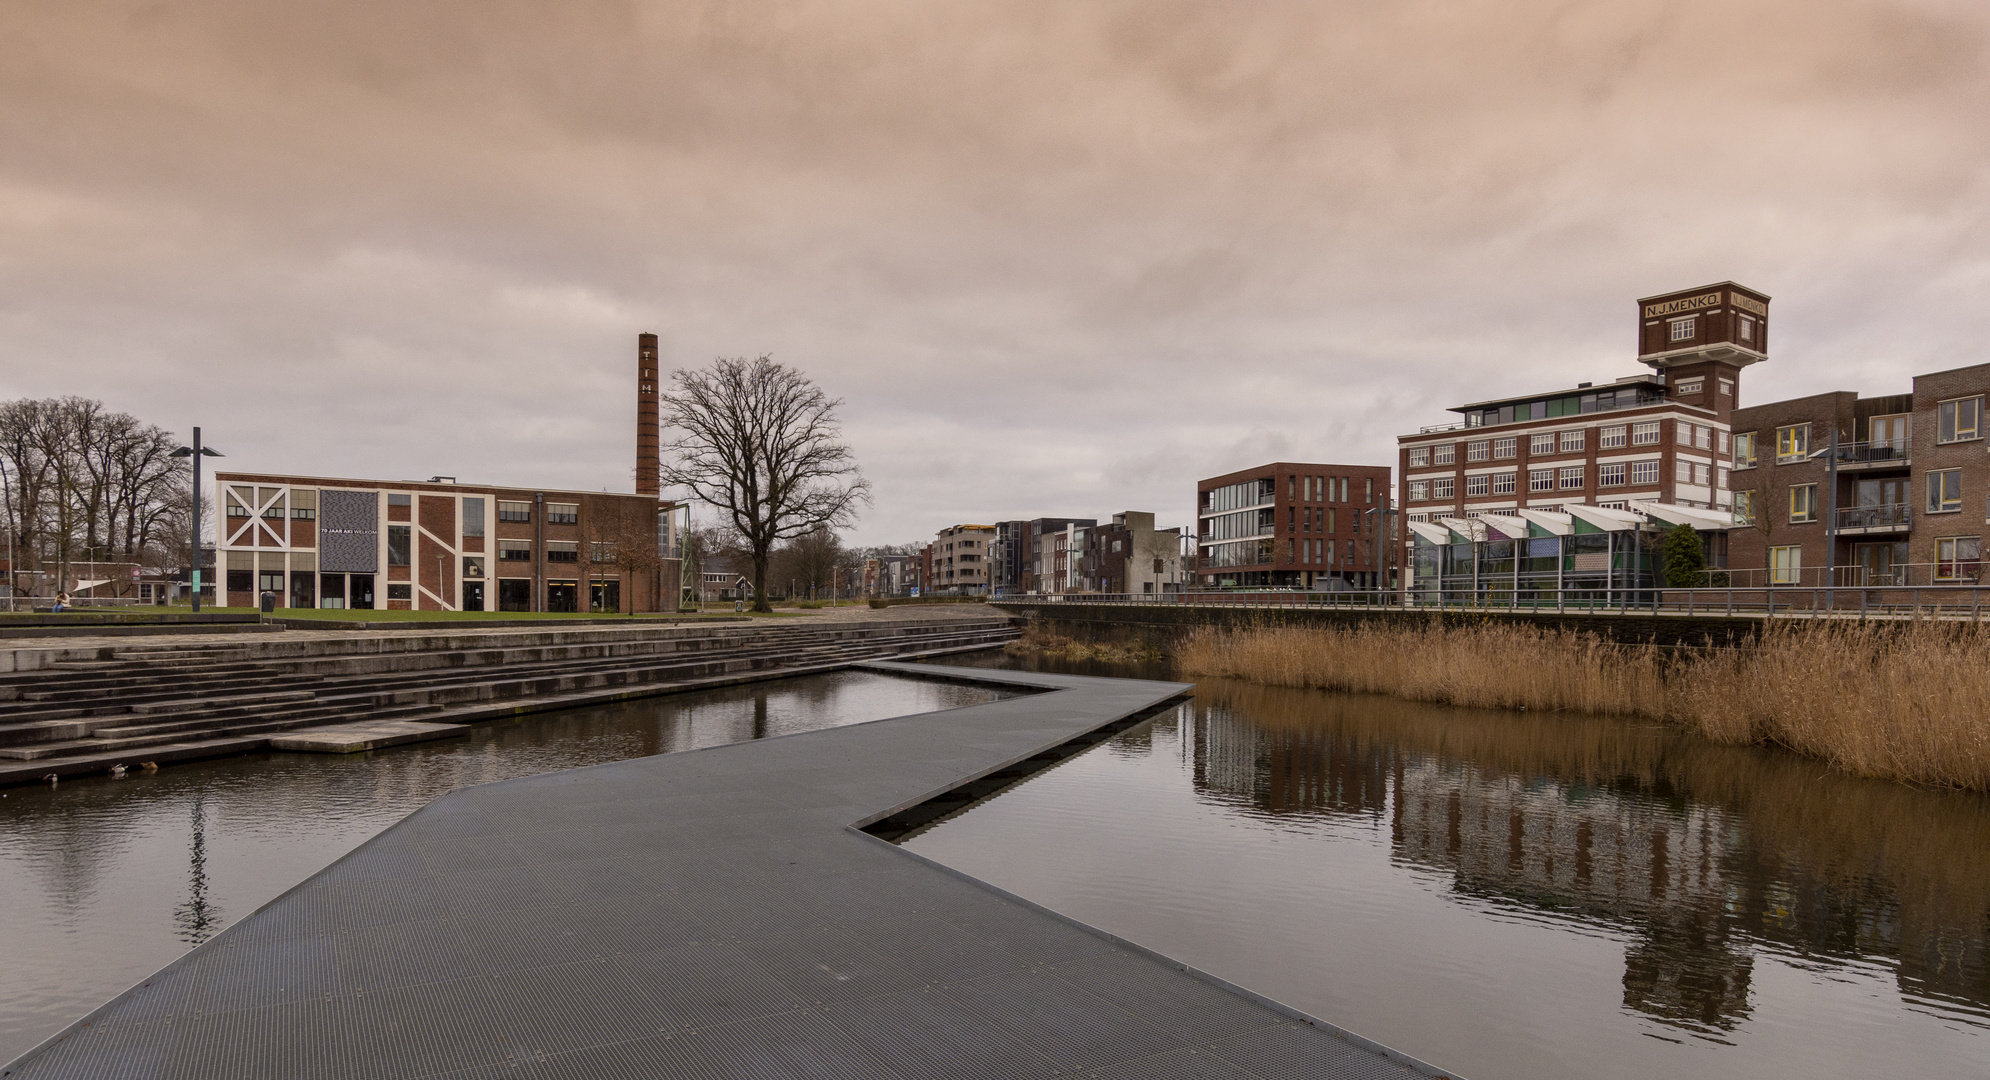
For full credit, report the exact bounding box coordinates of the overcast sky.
[4,0,1987,544]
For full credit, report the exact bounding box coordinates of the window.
[1676,422,1694,446]
[1936,537,1982,581]
[1676,460,1693,483]
[591,542,615,563]
[1939,397,1983,443]
[1738,316,1755,343]
[1492,437,1516,459]
[1560,430,1585,453]
[1733,431,1758,468]
[388,583,413,601]
[387,525,410,566]
[461,497,485,537]
[1776,424,1809,463]
[463,557,485,579]
[1733,490,1755,524]
[1695,426,1711,450]
[1465,474,1490,496]
[547,503,579,525]
[1408,480,1429,501]
[545,541,579,563]
[1408,447,1429,468]
[1790,484,1817,523]
[1529,469,1555,493]
[1431,478,1454,499]
[1598,463,1626,487]
[388,493,411,507]
[498,501,531,523]
[1674,377,1704,396]
[1631,460,1660,486]
[290,507,315,520]
[1632,421,1661,445]
[1669,317,1696,342]
[1928,469,1962,513]
[1558,466,1584,490]
[1432,444,1456,466]
[1694,463,1710,485]
[258,571,284,594]
[1719,378,1735,396]
[1529,433,1555,455]
[1492,472,1517,495]
[1718,430,1730,455]
[227,502,251,519]
[498,540,532,562]
[1466,440,1490,462]
[1599,425,1627,449]
[1717,467,1729,490]
[1770,545,1801,585]
[261,503,285,520]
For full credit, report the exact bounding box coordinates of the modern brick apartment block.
[214,475,680,613]
[1082,511,1189,594]
[1197,462,1391,589]
[931,524,996,594]
[1728,361,1990,587]
[1397,282,1770,524]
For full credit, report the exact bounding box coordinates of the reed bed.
[1173,619,1990,791]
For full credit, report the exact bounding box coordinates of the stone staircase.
[0,616,1019,784]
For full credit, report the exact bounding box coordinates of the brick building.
[1728,362,1989,587]
[1081,511,1188,594]
[213,334,681,612]
[929,524,995,594]
[990,517,1096,594]
[1397,282,1769,524]
[1197,462,1392,589]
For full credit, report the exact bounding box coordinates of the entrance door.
[546,583,578,613]
[590,581,620,613]
[497,579,531,612]
[349,574,375,609]
[1854,542,1907,586]
[462,581,485,612]
[319,573,346,609]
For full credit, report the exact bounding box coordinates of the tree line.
[0,397,193,597]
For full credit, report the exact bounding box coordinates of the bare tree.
[657,357,870,613]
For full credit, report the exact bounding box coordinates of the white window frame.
[1528,469,1555,493]
[1491,472,1517,495]
[1465,474,1489,497]
[1408,480,1428,502]
[1431,477,1454,499]
[1630,460,1660,486]
[1674,377,1704,396]
[1407,447,1429,468]
[1558,466,1584,490]
[1466,440,1490,462]
[1560,429,1585,453]
[1632,421,1661,446]
[1599,425,1627,449]
[1598,462,1626,487]
[1492,437,1517,460]
[1432,444,1456,465]
[1529,433,1555,455]
[1669,317,1696,341]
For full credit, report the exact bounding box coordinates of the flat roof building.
[1197,463,1392,589]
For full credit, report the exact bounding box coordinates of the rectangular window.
[1718,430,1730,454]
[1717,467,1729,490]
[388,493,411,507]
[1632,421,1661,446]
[1492,472,1517,495]
[1558,466,1584,490]
[1408,480,1429,502]
[1694,462,1711,485]
[1669,317,1696,342]
[1465,474,1489,496]
[1631,460,1660,486]
[1492,437,1517,459]
[1676,460,1693,483]
[1720,377,1735,396]
[257,571,285,595]
[1928,469,1963,513]
[1431,478,1454,499]
[1738,316,1755,343]
[1790,484,1817,523]
[1936,537,1981,581]
[1770,545,1801,585]
[1432,444,1455,466]
[1695,426,1711,450]
[545,541,580,563]
[227,502,251,519]
[461,497,485,537]
[387,583,413,601]
[1733,490,1755,524]
[1598,463,1626,487]
[1529,433,1555,455]
[1560,430,1585,453]
[463,557,485,579]
[1939,397,1983,443]
[1408,447,1430,468]
[387,525,410,566]
[546,502,579,525]
[1733,431,1757,468]
[1599,425,1627,449]
[1529,469,1555,493]
[1675,377,1704,396]
[498,501,532,523]
[591,542,615,563]
[1776,424,1809,463]
[1677,422,1694,446]
[1466,440,1490,462]
[498,540,533,562]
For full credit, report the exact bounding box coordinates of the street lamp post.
[169,428,224,613]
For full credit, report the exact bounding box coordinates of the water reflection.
[1186,680,1990,1034]
[172,797,221,946]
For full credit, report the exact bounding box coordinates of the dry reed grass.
[1005,624,1162,665]
[1174,619,1990,791]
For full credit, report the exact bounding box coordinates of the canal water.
[909,653,1990,1080]
[0,671,1014,1064]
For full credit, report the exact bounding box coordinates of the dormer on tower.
[1636,282,1769,423]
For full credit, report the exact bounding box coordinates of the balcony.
[1835,503,1911,535]
[1831,439,1911,471]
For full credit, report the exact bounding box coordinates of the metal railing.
[1831,439,1911,466]
[1833,503,1912,531]
[991,585,1990,621]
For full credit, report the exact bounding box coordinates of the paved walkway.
[5,663,1455,1080]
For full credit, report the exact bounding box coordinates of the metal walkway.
[4,663,1456,1080]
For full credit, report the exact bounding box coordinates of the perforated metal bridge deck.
[5,663,1458,1080]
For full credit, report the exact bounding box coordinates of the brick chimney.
[637,333,660,497]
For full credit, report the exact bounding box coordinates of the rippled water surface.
[0,671,1011,1063]
[910,654,1990,1080]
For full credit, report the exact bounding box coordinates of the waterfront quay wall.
[994,600,1771,648]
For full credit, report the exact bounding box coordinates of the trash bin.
[259,591,277,614]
